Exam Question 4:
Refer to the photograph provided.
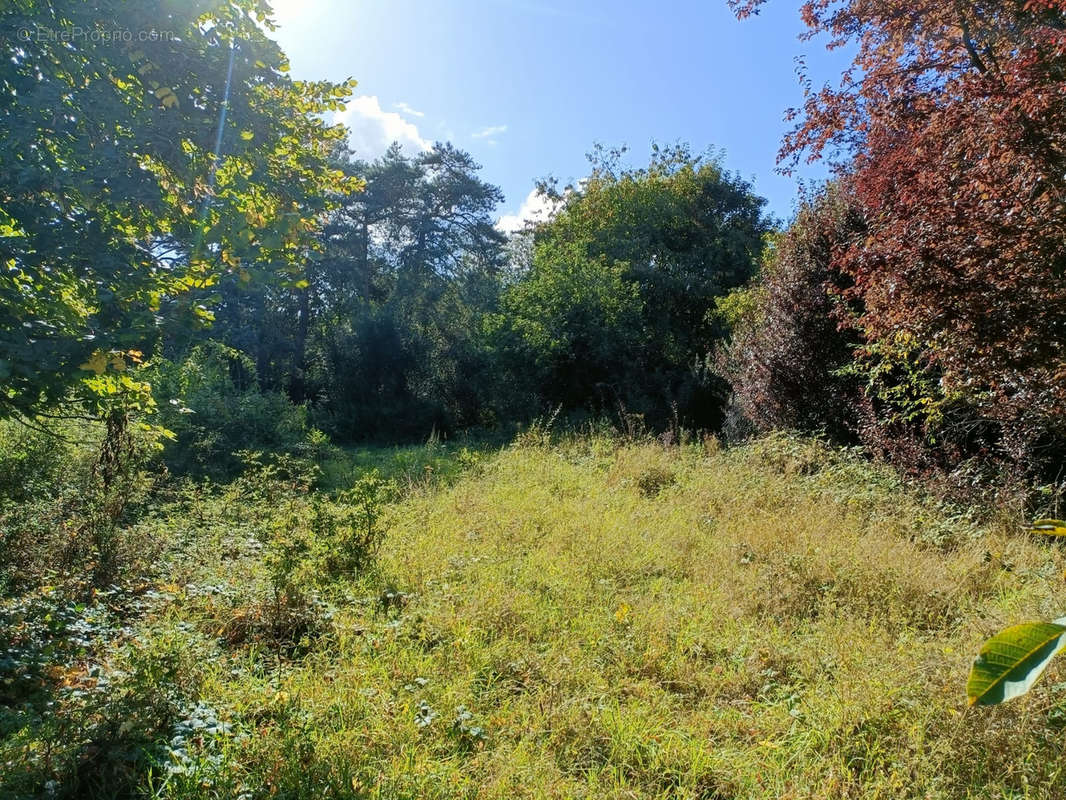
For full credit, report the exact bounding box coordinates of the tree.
[499,144,771,428]
[0,0,355,423]
[209,141,507,439]
[495,241,645,414]
[720,184,864,441]
[731,0,1066,474]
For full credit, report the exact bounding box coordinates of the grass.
[5,431,1066,798]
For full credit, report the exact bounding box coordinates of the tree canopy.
[728,0,1066,479]
[497,144,771,428]
[0,0,355,421]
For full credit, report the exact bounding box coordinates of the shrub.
[0,419,72,503]
[151,342,311,478]
[0,417,162,593]
[731,0,1066,494]
[0,587,205,798]
[718,185,865,443]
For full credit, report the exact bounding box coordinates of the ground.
[3,432,1066,799]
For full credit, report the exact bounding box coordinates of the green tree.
[210,141,507,438]
[498,144,771,428]
[0,0,356,424]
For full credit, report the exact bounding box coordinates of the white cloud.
[334,95,430,157]
[472,124,508,139]
[496,188,560,234]
[394,101,425,118]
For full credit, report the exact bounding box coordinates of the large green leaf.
[1030,519,1066,537]
[967,617,1066,706]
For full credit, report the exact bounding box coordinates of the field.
[3,432,1066,799]
[7,0,1066,796]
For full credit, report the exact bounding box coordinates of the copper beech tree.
[732,0,1066,468]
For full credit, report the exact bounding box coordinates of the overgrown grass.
[315,435,495,494]
[5,431,1066,798]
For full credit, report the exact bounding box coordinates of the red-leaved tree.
[733,0,1066,472]
[721,185,865,441]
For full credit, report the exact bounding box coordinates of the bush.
[152,342,312,478]
[0,419,72,504]
[720,184,1066,504]
[265,470,395,589]
[718,185,865,443]
[0,588,206,799]
[0,417,163,594]
[0,421,79,593]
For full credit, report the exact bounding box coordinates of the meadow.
[5,1,1066,797]
[5,428,1065,799]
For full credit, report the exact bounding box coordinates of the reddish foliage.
[722,186,866,441]
[733,0,1066,473]
[848,68,1066,454]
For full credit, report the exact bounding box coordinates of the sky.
[265,0,853,228]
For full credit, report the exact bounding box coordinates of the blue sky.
[266,0,852,227]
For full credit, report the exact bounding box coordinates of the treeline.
[0,1,769,462]
[3,0,1064,501]
[167,140,770,459]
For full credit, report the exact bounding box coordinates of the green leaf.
[967,617,1066,706]
[1031,519,1066,537]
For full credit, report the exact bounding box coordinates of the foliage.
[343,470,399,557]
[968,615,1066,706]
[719,184,864,442]
[7,0,1066,791]
[151,342,310,477]
[92,435,1066,797]
[10,421,1066,797]
[966,518,1066,706]
[0,0,356,422]
[0,417,163,593]
[730,0,1066,483]
[0,584,207,798]
[494,242,645,413]
[498,144,772,429]
[0,418,72,503]
[207,142,507,440]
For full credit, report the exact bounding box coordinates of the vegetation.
[7,429,1066,799]
[726,0,1066,491]
[968,615,1066,707]
[1,0,354,424]
[495,144,770,430]
[966,519,1066,707]
[3,0,1066,796]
